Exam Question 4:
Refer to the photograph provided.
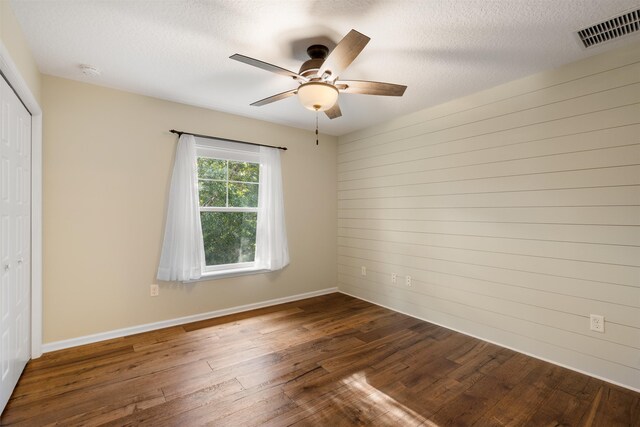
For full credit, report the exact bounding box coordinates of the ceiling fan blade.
[230,54,305,81]
[325,102,342,120]
[317,30,370,81]
[336,80,407,96]
[250,89,298,107]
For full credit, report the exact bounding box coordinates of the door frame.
[0,41,43,358]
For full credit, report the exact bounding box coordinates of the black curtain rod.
[170,129,287,151]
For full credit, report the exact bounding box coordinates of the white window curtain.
[255,146,289,271]
[157,134,205,281]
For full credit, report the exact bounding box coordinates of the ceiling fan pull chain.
[315,109,319,146]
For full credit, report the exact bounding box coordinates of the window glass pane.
[198,158,227,180]
[229,161,259,183]
[228,182,258,207]
[200,211,257,265]
[199,180,226,207]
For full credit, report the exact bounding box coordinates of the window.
[157,133,289,283]
[197,157,259,270]
[195,139,262,273]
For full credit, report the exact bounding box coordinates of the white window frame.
[195,141,264,279]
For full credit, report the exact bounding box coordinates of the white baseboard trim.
[339,290,640,394]
[42,287,339,353]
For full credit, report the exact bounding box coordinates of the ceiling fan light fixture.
[297,82,338,112]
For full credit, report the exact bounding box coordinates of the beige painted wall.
[337,42,640,390]
[42,75,337,343]
[0,1,40,102]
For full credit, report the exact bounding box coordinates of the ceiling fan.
[230,29,407,119]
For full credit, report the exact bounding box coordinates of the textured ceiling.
[9,0,640,136]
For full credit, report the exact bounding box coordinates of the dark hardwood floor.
[1,293,639,426]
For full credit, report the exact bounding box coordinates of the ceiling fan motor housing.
[299,44,330,78]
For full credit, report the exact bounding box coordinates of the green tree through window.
[197,157,259,266]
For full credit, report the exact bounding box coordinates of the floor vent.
[577,9,640,48]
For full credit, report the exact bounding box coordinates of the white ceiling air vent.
[576,9,640,49]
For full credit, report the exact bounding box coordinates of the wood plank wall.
[337,43,640,391]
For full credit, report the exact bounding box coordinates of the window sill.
[182,266,269,283]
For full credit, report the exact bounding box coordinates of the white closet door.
[0,75,31,413]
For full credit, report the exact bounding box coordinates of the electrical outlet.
[590,314,604,333]
[361,266,366,276]
[391,273,397,284]
[150,284,159,297]
[406,275,412,287]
